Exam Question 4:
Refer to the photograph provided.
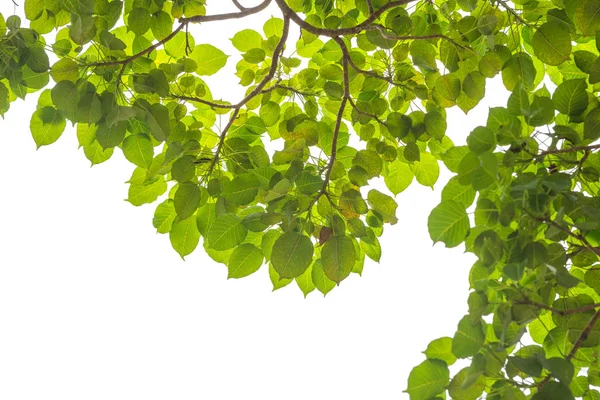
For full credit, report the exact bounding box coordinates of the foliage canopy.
[1,0,600,397]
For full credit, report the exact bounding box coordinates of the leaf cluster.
[1,0,600,397]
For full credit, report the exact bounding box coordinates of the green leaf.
[467,126,495,154]
[191,44,228,76]
[269,263,293,291]
[424,337,457,366]
[296,171,323,195]
[543,358,574,385]
[127,8,151,36]
[441,177,476,208]
[321,235,356,283]
[260,101,281,127]
[452,316,485,358]
[271,232,314,279]
[174,182,202,221]
[532,381,574,400]
[433,74,461,105]
[153,199,177,234]
[413,153,440,188]
[384,159,413,195]
[231,29,263,52]
[51,80,79,112]
[150,11,172,41]
[30,107,66,148]
[424,111,447,140]
[428,200,469,248]
[222,174,260,206]
[206,213,248,251]
[353,149,383,178]
[228,243,264,279]
[367,189,398,225]
[552,79,588,116]
[169,216,200,259]
[532,22,572,66]
[122,134,154,168]
[405,359,450,400]
[83,140,113,165]
[96,122,126,149]
[145,103,170,142]
[295,262,316,298]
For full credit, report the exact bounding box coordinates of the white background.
[0,2,508,399]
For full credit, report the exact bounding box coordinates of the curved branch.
[515,298,600,316]
[274,0,416,37]
[538,144,600,157]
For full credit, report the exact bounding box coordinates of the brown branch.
[171,95,235,109]
[366,0,375,14]
[205,15,291,177]
[87,1,272,75]
[87,23,186,69]
[274,0,416,37]
[306,37,350,215]
[515,298,600,316]
[181,0,272,24]
[538,144,600,157]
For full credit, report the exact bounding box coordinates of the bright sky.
[0,2,509,399]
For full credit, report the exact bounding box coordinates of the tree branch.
[205,15,291,177]
[537,216,600,257]
[345,55,407,89]
[181,0,272,24]
[306,37,350,215]
[371,24,473,52]
[348,96,387,126]
[273,0,416,37]
[515,297,600,316]
[567,309,600,360]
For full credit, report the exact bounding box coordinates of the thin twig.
[306,37,350,215]
[347,97,387,126]
[371,24,474,52]
[496,0,530,27]
[567,309,600,360]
